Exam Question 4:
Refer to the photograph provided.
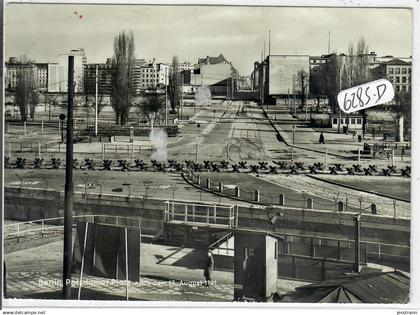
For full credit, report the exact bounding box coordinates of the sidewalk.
[264,105,363,159]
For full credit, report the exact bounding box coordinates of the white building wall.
[268,55,310,95]
[48,63,60,92]
[57,52,85,93]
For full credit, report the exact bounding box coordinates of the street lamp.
[59,113,66,143]
[122,182,132,197]
[196,123,201,163]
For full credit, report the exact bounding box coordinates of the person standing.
[319,132,325,144]
[204,251,214,286]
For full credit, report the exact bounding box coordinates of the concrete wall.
[5,187,410,247]
[268,55,310,95]
[191,62,231,87]
[236,205,410,246]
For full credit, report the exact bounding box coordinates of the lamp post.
[95,64,98,136]
[63,55,75,300]
[195,123,201,163]
[59,113,66,143]
[165,67,168,126]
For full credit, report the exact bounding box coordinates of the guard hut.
[234,230,280,301]
[330,114,363,134]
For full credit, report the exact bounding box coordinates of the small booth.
[330,114,363,133]
[233,231,279,301]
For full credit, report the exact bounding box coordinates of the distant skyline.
[5,4,412,75]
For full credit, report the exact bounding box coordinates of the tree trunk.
[361,109,367,139]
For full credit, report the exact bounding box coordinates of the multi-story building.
[251,55,310,104]
[136,59,169,92]
[180,54,236,97]
[5,57,49,92]
[56,48,87,93]
[47,63,60,92]
[84,58,169,95]
[309,55,329,70]
[178,61,194,72]
[35,63,48,91]
[84,58,113,95]
[371,58,412,94]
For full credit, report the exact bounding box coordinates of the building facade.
[55,48,87,93]
[84,58,170,95]
[179,54,236,97]
[5,57,49,92]
[135,59,169,92]
[84,59,113,95]
[371,58,412,94]
[252,55,310,104]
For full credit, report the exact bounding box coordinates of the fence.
[208,232,410,280]
[103,143,152,155]
[4,214,158,242]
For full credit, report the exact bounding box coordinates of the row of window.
[332,118,362,125]
[395,85,410,92]
[387,67,411,75]
[388,76,410,84]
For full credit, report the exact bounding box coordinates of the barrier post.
[254,190,260,202]
[279,194,285,206]
[371,203,377,215]
[307,198,313,209]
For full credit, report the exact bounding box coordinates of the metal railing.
[4,214,152,241]
[207,228,410,264]
[164,200,238,228]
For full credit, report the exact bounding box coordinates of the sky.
[5,4,412,75]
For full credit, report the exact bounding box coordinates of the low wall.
[4,187,410,247]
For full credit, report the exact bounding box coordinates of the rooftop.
[198,54,228,65]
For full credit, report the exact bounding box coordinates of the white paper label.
[337,79,394,114]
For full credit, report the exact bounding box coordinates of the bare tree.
[44,93,61,122]
[15,59,38,122]
[168,55,181,114]
[342,37,371,137]
[81,94,93,128]
[110,30,135,125]
[324,54,341,114]
[296,69,308,110]
[141,92,164,125]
